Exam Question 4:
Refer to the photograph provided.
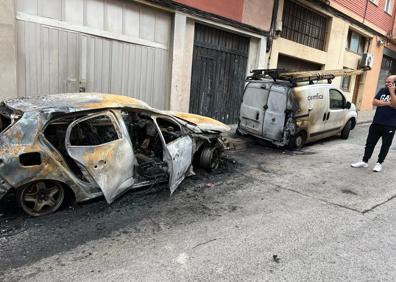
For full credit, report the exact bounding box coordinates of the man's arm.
[373,98,392,107]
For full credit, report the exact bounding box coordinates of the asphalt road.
[1,123,396,281]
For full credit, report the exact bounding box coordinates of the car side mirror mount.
[345,101,351,109]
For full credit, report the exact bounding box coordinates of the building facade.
[0,0,273,124]
[268,0,396,111]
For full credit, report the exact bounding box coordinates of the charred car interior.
[0,94,230,217]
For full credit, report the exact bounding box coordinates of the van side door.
[305,87,327,138]
[323,89,348,135]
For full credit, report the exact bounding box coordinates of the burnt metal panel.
[189,24,249,124]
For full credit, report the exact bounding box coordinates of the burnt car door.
[65,111,134,203]
[155,117,193,194]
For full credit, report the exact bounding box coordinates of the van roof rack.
[247,67,370,85]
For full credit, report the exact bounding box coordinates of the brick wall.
[173,0,244,22]
[332,0,395,33]
[172,0,273,31]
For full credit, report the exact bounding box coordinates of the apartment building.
[268,0,396,110]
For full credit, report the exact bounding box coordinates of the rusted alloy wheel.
[18,181,65,217]
[200,146,221,172]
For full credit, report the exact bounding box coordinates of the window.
[385,0,394,14]
[281,0,328,50]
[341,68,351,91]
[369,0,379,5]
[341,76,351,92]
[70,115,119,146]
[156,118,182,144]
[329,89,346,109]
[346,30,366,54]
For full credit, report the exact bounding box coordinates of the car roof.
[3,93,155,113]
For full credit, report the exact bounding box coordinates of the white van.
[237,75,358,149]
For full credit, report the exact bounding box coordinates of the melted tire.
[199,146,221,172]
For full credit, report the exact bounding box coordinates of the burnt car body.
[0,93,229,216]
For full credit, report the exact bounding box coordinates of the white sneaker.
[351,161,368,168]
[373,163,382,172]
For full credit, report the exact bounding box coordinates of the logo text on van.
[307,93,324,101]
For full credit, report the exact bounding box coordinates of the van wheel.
[200,146,221,172]
[17,180,65,217]
[288,132,306,150]
[341,120,352,139]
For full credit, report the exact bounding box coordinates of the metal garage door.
[16,0,171,110]
[277,54,322,72]
[189,24,249,124]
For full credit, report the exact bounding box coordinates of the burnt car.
[0,93,229,216]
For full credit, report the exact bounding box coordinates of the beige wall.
[0,0,17,99]
[359,37,383,110]
[242,0,274,31]
[169,13,195,112]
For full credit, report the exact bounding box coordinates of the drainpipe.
[266,0,280,68]
[363,0,369,24]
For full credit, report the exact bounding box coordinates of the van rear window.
[0,114,11,134]
[243,84,270,106]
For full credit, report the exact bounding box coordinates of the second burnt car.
[0,93,229,216]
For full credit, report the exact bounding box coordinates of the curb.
[222,135,255,151]
[357,120,372,125]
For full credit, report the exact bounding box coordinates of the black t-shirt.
[373,87,396,127]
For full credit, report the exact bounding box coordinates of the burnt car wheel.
[288,131,307,150]
[200,146,221,172]
[17,181,65,217]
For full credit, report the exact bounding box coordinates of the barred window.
[341,68,351,91]
[281,0,328,50]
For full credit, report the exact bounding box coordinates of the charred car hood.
[165,112,230,133]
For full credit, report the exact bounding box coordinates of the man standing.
[351,75,396,172]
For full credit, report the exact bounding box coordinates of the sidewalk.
[223,110,376,150]
[357,109,375,124]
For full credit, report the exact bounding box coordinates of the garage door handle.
[256,112,260,120]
